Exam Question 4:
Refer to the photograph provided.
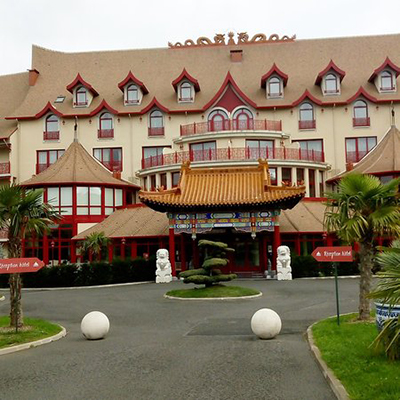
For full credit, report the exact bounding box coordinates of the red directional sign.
[0,258,45,274]
[311,246,353,262]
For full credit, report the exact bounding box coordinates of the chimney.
[230,49,243,62]
[113,171,122,180]
[346,162,354,172]
[28,69,39,86]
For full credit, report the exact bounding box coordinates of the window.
[142,146,170,168]
[77,186,102,215]
[324,73,338,94]
[309,170,316,197]
[37,150,65,173]
[292,139,324,162]
[148,110,164,136]
[282,168,292,185]
[75,86,87,106]
[98,112,114,138]
[179,82,193,102]
[380,70,395,91]
[319,170,324,197]
[126,84,139,104]
[345,137,377,163]
[93,148,122,172]
[190,141,216,161]
[160,173,167,189]
[269,168,277,185]
[232,108,254,130]
[150,175,156,191]
[208,109,229,132]
[353,100,370,127]
[299,102,316,129]
[172,172,180,187]
[44,114,60,141]
[105,188,123,215]
[47,187,73,216]
[296,168,304,186]
[245,140,274,159]
[267,77,282,98]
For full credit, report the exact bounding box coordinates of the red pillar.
[43,234,49,265]
[295,234,301,256]
[131,241,137,259]
[272,222,281,271]
[169,227,176,276]
[180,234,186,272]
[71,241,77,263]
[108,243,113,263]
[121,239,126,260]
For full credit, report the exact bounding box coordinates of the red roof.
[66,73,99,96]
[117,71,149,94]
[172,68,200,92]
[261,64,289,88]
[346,86,378,104]
[368,57,400,82]
[291,90,323,106]
[315,60,346,85]
[35,101,63,119]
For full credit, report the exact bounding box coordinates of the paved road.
[0,278,360,400]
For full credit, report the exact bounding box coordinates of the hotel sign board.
[0,258,45,274]
[311,246,353,262]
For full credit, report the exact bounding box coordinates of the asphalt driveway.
[0,278,360,400]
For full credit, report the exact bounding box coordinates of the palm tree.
[81,232,110,261]
[0,185,61,328]
[324,173,400,320]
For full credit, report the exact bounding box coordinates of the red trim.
[291,89,323,107]
[346,86,378,104]
[172,68,200,92]
[66,73,99,96]
[303,197,328,201]
[140,97,170,114]
[117,71,149,94]
[89,99,119,117]
[35,102,63,119]
[202,72,257,110]
[315,60,346,85]
[261,63,288,88]
[22,181,138,189]
[368,57,400,82]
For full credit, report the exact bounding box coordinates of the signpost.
[311,246,353,326]
[0,258,45,274]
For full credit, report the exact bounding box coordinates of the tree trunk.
[9,273,23,328]
[358,241,374,320]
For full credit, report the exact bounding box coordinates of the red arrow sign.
[311,246,353,262]
[0,258,45,274]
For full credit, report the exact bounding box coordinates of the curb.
[0,325,67,356]
[306,323,350,400]
[299,275,360,280]
[164,292,263,301]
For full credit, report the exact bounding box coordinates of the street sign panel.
[311,246,353,262]
[0,258,45,274]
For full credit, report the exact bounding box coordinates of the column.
[276,167,282,186]
[315,169,321,197]
[71,241,77,264]
[155,173,161,189]
[166,172,172,189]
[304,167,310,197]
[131,241,137,259]
[291,167,297,186]
[169,227,176,276]
[272,218,281,271]
[43,234,49,265]
[108,243,113,263]
[180,234,187,272]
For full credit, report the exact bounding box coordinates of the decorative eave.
[117,71,149,94]
[202,72,257,111]
[315,60,346,85]
[88,99,119,117]
[139,97,170,114]
[260,64,289,88]
[368,57,400,82]
[346,86,378,104]
[291,90,323,107]
[66,73,99,96]
[171,68,200,92]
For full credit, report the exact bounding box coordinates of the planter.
[374,302,400,331]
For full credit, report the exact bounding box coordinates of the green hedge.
[0,256,156,288]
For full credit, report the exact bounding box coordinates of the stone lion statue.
[276,245,292,281]
[156,249,172,283]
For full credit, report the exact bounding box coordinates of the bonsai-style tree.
[324,173,400,320]
[180,239,237,287]
[0,185,61,328]
[81,232,110,261]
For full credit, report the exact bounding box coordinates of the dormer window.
[179,82,193,102]
[380,70,395,91]
[126,84,139,104]
[267,77,282,98]
[67,73,98,108]
[75,86,88,107]
[324,73,339,94]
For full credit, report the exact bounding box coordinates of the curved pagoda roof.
[139,160,305,212]
[21,140,139,189]
[328,124,400,182]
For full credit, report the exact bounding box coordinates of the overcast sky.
[1,0,400,76]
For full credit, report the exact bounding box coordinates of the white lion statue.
[276,245,292,281]
[156,249,172,283]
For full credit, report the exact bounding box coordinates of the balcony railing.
[98,129,114,139]
[298,120,316,130]
[141,147,325,169]
[148,127,165,137]
[346,151,369,163]
[353,117,370,127]
[0,162,10,175]
[100,160,122,172]
[43,131,60,141]
[180,119,282,136]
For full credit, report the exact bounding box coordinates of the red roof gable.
[260,64,289,88]
[171,68,200,92]
[140,97,170,114]
[291,90,323,107]
[35,101,63,119]
[346,86,378,104]
[89,99,119,117]
[117,71,149,94]
[66,73,99,96]
[368,57,400,82]
[315,60,346,85]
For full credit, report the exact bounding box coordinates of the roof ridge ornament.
[168,32,296,48]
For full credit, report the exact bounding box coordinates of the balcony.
[148,127,165,137]
[298,120,316,130]
[0,162,10,175]
[98,129,114,139]
[353,117,370,127]
[100,160,122,172]
[43,131,60,141]
[180,119,282,136]
[141,147,325,169]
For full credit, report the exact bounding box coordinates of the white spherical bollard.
[81,311,110,340]
[251,308,282,339]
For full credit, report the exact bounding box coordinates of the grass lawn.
[166,284,260,298]
[0,316,62,350]
[312,314,400,400]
